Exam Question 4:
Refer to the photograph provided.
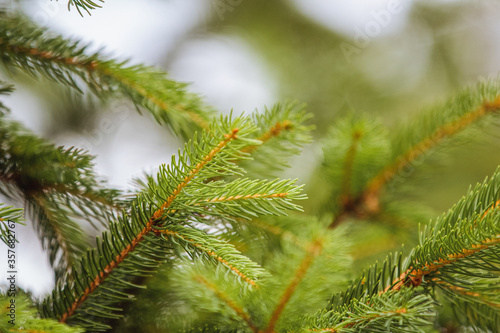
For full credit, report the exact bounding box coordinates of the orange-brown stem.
[205,192,289,203]
[383,198,500,293]
[59,218,156,323]
[382,235,500,294]
[0,39,95,69]
[242,120,292,154]
[97,65,208,129]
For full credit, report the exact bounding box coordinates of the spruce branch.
[195,274,257,331]
[326,80,500,228]
[0,117,120,280]
[265,236,324,333]
[0,14,211,137]
[158,225,266,286]
[27,194,89,280]
[307,289,434,333]
[315,168,500,331]
[238,102,314,178]
[365,93,500,199]
[171,261,260,332]
[42,115,305,331]
[323,116,390,228]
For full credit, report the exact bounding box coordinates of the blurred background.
[1,0,500,298]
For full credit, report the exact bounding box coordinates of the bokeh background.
[1,0,500,299]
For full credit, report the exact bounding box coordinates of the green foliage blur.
[4,0,500,311]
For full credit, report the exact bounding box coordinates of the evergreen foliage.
[1,292,84,333]
[0,3,499,333]
[0,112,121,281]
[0,13,211,138]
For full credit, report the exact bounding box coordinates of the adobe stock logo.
[212,0,244,20]
[78,101,131,153]
[32,1,65,26]
[340,0,403,63]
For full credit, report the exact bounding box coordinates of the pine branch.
[365,81,500,203]
[158,225,266,286]
[238,102,314,178]
[194,274,257,332]
[315,167,500,331]
[322,116,390,228]
[326,80,500,227]
[0,14,211,138]
[0,117,120,280]
[180,178,305,219]
[170,260,260,332]
[387,172,500,293]
[265,236,324,333]
[26,194,89,280]
[42,115,305,331]
[307,289,434,333]
[433,280,500,329]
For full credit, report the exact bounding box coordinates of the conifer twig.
[158,228,259,286]
[383,197,500,293]
[241,120,293,154]
[364,96,500,202]
[330,93,500,229]
[68,0,103,16]
[311,307,410,332]
[265,237,324,333]
[194,275,258,332]
[0,14,210,137]
[58,129,240,323]
[384,235,500,293]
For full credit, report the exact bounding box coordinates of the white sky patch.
[22,0,210,64]
[357,23,433,93]
[168,36,277,114]
[289,0,413,38]
[1,87,47,135]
